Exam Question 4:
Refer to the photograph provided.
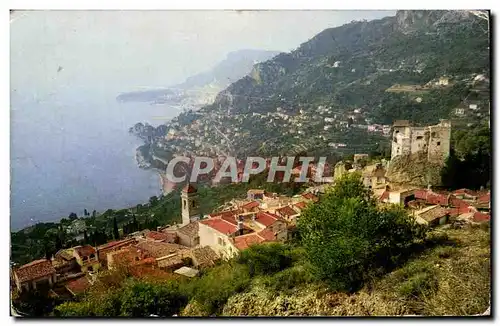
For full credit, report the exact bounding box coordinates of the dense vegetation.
[47,174,484,317]
[441,123,491,190]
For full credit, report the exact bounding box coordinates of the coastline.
[157,170,176,195]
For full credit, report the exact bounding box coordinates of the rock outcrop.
[386,151,443,187]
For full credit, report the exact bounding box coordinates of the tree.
[149,196,159,207]
[68,213,78,221]
[441,125,491,190]
[237,243,294,277]
[298,173,425,291]
[83,230,89,244]
[112,217,120,240]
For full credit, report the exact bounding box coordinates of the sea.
[10,88,179,231]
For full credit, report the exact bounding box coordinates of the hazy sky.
[11,10,395,96]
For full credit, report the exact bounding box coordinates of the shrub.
[263,265,316,292]
[237,243,294,277]
[119,280,188,317]
[298,173,426,292]
[397,272,438,299]
[434,246,456,259]
[185,263,251,316]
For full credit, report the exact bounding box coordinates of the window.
[395,130,399,134]
[183,199,187,208]
[89,254,95,260]
[135,257,140,261]
[83,256,88,262]
[218,237,223,246]
[437,142,441,146]
[87,266,93,272]
[192,200,196,208]
[416,136,423,140]
[194,236,200,245]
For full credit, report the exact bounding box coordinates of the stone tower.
[181,183,200,226]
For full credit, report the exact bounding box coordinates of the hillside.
[219,226,490,316]
[136,10,489,161]
[211,10,489,115]
[116,49,280,108]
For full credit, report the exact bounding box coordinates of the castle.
[391,119,451,164]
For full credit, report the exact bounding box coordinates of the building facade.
[391,120,451,164]
[181,184,200,226]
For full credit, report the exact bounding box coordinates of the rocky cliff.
[386,151,443,187]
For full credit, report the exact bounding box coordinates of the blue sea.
[10,88,178,231]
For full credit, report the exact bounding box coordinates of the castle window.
[192,200,196,208]
[416,136,423,140]
[89,254,95,260]
[183,199,187,208]
[437,142,441,146]
[395,130,399,134]
[194,236,200,245]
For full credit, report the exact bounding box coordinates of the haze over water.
[10,88,176,230]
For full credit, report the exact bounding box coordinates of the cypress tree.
[112,217,120,240]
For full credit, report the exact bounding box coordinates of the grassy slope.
[220,225,490,316]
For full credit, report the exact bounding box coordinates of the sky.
[10,10,395,97]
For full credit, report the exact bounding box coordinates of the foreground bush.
[298,173,426,291]
[182,263,251,316]
[237,242,294,277]
[54,280,187,317]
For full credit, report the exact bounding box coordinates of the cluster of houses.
[11,184,318,298]
[377,186,491,227]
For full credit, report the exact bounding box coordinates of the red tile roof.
[97,238,136,251]
[65,276,91,296]
[133,257,157,266]
[190,246,220,267]
[209,209,241,218]
[177,221,199,238]
[183,183,197,193]
[426,193,449,206]
[255,212,279,227]
[74,245,96,258]
[233,233,266,251]
[414,189,428,200]
[220,214,238,225]
[242,201,260,210]
[200,218,237,235]
[15,259,56,283]
[294,201,307,210]
[449,196,469,209]
[257,229,277,241]
[145,231,169,241]
[453,188,477,196]
[276,206,298,217]
[477,192,491,204]
[302,193,319,202]
[473,211,490,222]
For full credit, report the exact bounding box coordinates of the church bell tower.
[181,183,200,226]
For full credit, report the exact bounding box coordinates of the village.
[10,118,491,304]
